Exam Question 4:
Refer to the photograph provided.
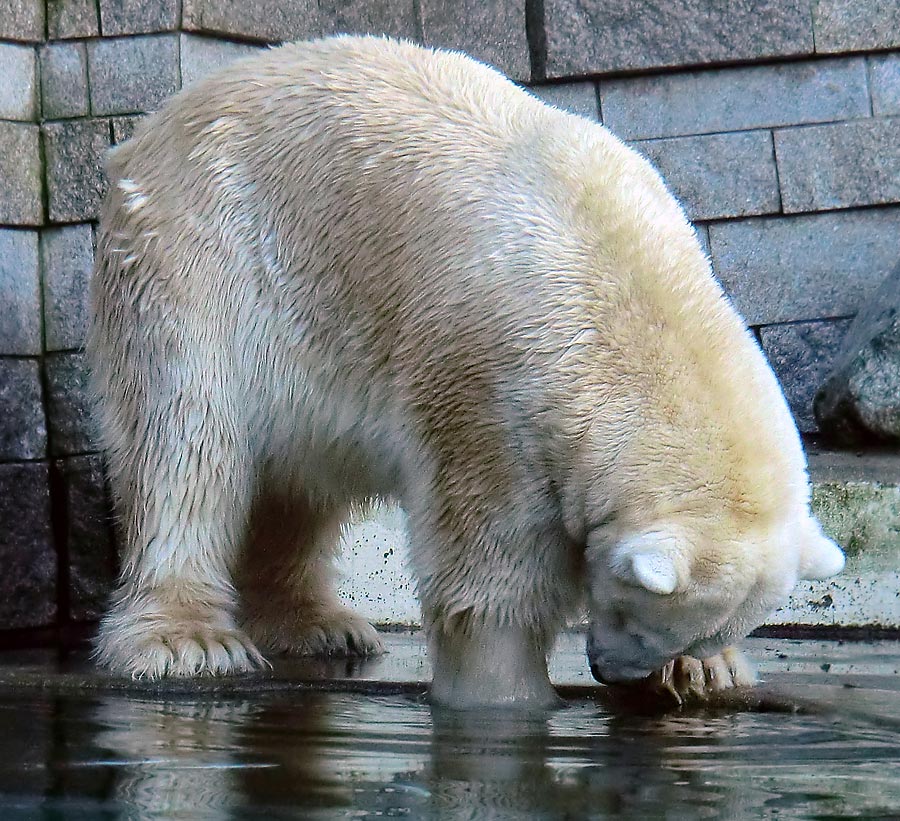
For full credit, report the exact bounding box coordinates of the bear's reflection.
[87,691,773,819]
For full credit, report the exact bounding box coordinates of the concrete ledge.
[0,633,897,721]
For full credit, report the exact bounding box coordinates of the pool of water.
[1,637,899,819]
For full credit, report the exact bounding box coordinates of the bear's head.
[584,513,845,683]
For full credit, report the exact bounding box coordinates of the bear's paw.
[244,606,385,658]
[656,646,757,706]
[94,599,269,679]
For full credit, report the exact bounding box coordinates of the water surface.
[2,681,899,819]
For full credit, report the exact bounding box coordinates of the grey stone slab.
[529,81,599,120]
[0,229,41,355]
[179,34,264,88]
[41,224,94,351]
[183,0,316,41]
[759,319,852,433]
[775,119,900,214]
[601,57,869,141]
[544,0,813,80]
[56,455,117,622]
[709,207,900,325]
[870,53,900,117]
[183,0,418,43]
[47,0,100,38]
[45,352,96,456]
[111,115,142,144]
[316,0,419,40]
[40,42,90,120]
[420,0,529,81]
[815,261,900,444]
[0,0,45,42]
[0,122,43,226]
[814,0,900,53]
[43,119,110,223]
[0,43,37,121]
[0,463,56,629]
[633,130,780,221]
[99,0,178,35]
[0,359,46,460]
[87,35,180,116]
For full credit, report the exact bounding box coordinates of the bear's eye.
[612,608,628,630]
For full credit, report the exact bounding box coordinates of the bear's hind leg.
[238,492,384,658]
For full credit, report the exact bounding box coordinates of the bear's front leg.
[92,385,268,679]
[427,619,560,709]
[652,646,757,705]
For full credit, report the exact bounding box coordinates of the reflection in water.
[0,687,899,819]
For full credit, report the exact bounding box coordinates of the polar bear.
[89,35,844,707]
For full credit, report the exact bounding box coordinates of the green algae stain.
[812,481,900,567]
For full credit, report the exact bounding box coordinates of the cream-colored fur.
[89,35,844,707]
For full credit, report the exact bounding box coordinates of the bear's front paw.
[95,603,269,679]
[655,646,757,705]
[244,606,385,658]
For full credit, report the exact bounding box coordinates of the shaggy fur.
[89,35,844,707]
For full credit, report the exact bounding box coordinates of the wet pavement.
[1,633,899,819]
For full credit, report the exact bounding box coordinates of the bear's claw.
[655,647,757,705]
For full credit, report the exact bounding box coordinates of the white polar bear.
[89,35,844,708]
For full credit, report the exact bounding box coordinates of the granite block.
[601,57,868,140]
[0,42,37,120]
[529,81,599,120]
[316,0,419,40]
[814,0,900,53]
[47,0,100,38]
[0,359,46,460]
[183,0,316,41]
[87,34,180,116]
[544,0,813,79]
[0,229,41,355]
[775,118,900,213]
[759,319,852,432]
[634,130,780,221]
[0,0,45,42]
[183,0,418,43]
[111,115,142,144]
[0,463,56,630]
[179,34,264,88]
[40,41,90,120]
[45,352,96,456]
[99,0,178,35]
[0,122,43,225]
[56,455,117,621]
[870,53,900,117]
[43,119,110,223]
[41,224,94,351]
[709,208,900,325]
[420,0,529,81]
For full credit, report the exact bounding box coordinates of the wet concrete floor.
[1,633,898,819]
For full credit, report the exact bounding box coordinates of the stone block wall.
[1,0,899,636]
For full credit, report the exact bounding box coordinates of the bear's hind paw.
[245,607,385,658]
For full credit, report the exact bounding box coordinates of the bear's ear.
[610,531,687,595]
[799,525,845,580]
